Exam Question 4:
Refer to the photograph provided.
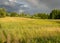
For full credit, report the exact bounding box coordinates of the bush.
[31,13,49,19]
[19,13,27,17]
[19,13,31,18]
[10,12,18,17]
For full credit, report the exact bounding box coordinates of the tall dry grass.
[0,17,60,43]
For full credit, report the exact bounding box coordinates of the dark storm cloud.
[39,0,60,9]
[0,0,60,13]
[23,0,60,13]
[25,0,60,9]
[0,0,30,13]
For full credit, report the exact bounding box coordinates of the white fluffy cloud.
[19,10,24,13]
[20,4,28,8]
[4,2,9,5]
[9,0,16,2]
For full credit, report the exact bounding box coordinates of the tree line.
[0,8,60,19]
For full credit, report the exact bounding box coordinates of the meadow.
[0,17,60,43]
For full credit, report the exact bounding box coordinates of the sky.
[0,0,60,14]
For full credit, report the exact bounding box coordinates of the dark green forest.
[0,8,60,19]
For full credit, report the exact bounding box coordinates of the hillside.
[0,17,60,43]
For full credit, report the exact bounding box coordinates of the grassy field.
[0,17,60,43]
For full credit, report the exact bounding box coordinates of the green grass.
[0,17,60,43]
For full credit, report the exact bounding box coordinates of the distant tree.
[6,12,10,16]
[25,13,31,17]
[0,8,6,18]
[19,13,26,17]
[50,9,60,19]
[10,12,18,17]
[31,13,49,19]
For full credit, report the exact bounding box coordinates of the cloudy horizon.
[0,0,60,14]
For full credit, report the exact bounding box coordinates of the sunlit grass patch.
[0,17,60,43]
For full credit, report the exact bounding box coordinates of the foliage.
[0,8,6,18]
[10,12,18,17]
[0,8,60,19]
[50,9,60,19]
[19,13,27,17]
[31,13,49,19]
[19,13,31,18]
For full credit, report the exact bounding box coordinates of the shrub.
[31,13,49,19]
[10,12,18,17]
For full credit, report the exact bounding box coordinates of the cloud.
[39,0,60,9]
[20,4,28,8]
[4,2,9,5]
[22,0,60,13]
[9,0,16,2]
[21,0,50,13]
[0,0,60,13]
[19,10,24,13]
[27,0,60,9]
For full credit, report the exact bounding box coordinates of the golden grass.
[0,17,35,22]
[0,17,60,43]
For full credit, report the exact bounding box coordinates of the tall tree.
[0,8,6,18]
[50,9,60,19]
